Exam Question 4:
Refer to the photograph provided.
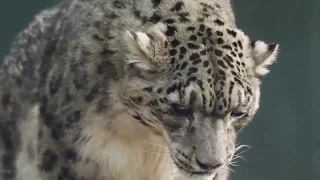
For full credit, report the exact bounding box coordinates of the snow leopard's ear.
[124,24,169,72]
[251,40,279,77]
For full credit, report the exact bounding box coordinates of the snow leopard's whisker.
[143,140,169,152]
[168,157,175,176]
[143,140,169,149]
[233,144,251,157]
[226,143,251,169]
[228,167,236,173]
[232,154,246,161]
[229,160,239,166]
[229,164,239,167]
[172,170,182,176]
[143,150,170,155]
[234,144,251,152]
[234,149,250,156]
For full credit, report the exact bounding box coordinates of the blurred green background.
[0,0,317,180]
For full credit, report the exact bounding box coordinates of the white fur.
[124,30,152,70]
[15,105,41,180]
[173,173,215,180]
[167,92,180,103]
[124,22,170,73]
[78,85,174,180]
[252,40,279,76]
[135,32,151,49]
[147,23,167,38]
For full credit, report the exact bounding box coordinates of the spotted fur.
[0,0,279,180]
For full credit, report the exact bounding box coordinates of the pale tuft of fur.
[252,40,279,76]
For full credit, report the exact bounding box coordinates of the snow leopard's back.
[0,0,172,179]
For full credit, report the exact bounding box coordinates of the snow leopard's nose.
[195,157,222,170]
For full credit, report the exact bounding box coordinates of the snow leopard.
[0,0,279,180]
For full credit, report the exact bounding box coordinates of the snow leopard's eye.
[171,103,193,117]
[230,110,247,118]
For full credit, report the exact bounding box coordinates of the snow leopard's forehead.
[154,1,254,115]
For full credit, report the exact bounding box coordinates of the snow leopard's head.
[120,19,278,178]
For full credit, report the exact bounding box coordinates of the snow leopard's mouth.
[171,155,213,176]
[174,162,212,176]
